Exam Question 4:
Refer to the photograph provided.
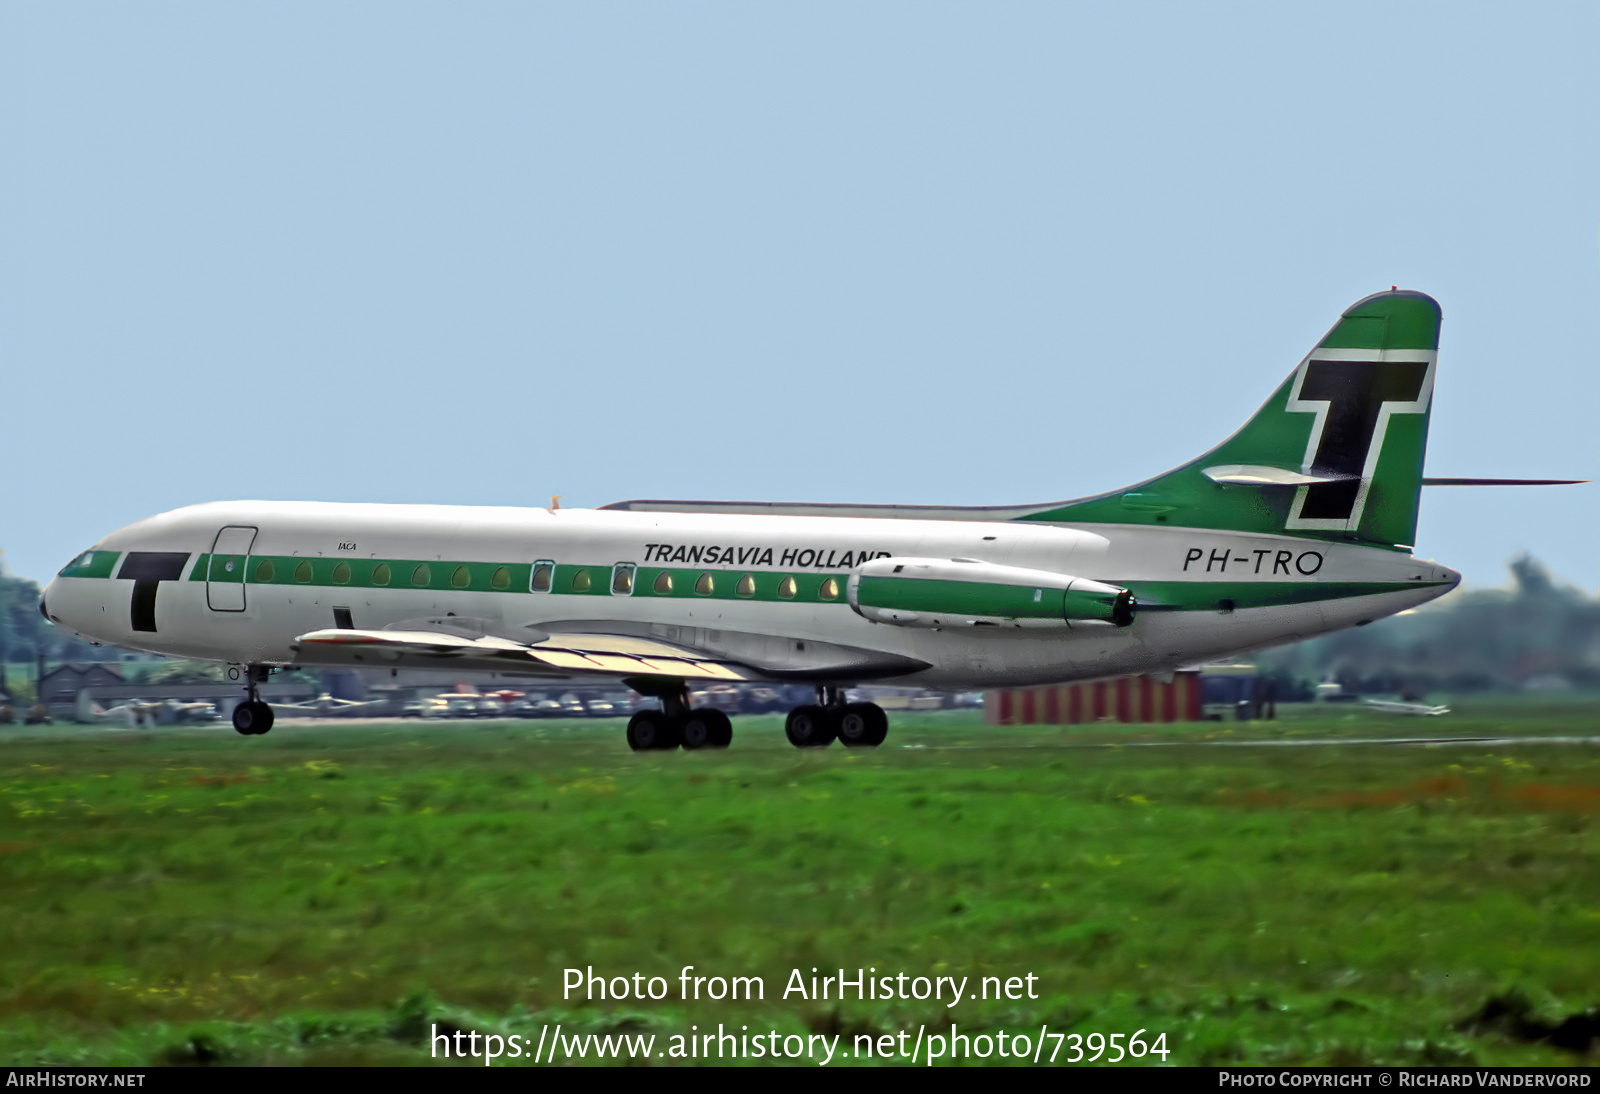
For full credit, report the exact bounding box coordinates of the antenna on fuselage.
[548,496,562,513]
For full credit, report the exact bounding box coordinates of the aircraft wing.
[289,628,757,682]
[1363,699,1451,716]
[275,696,391,713]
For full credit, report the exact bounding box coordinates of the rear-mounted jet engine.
[846,557,1135,629]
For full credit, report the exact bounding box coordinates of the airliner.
[41,290,1555,750]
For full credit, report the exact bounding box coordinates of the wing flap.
[290,628,757,681]
[298,629,533,654]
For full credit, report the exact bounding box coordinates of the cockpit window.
[58,550,118,578]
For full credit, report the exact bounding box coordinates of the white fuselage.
[42,500,1459,689]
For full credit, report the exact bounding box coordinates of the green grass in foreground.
[2,702,1599,1066]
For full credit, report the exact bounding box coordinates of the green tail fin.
[1025,290,1441,548]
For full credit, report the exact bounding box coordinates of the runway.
[929,734,1600,750]
[7,716,1599,753]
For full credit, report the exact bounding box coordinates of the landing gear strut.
[232,665,275,736]
[625,684,732,752]
[785,686,888,749]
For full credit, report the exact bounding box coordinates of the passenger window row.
[249,558,513,590]
[531,562,840,601]
[237,556,842,602]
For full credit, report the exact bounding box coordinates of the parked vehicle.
[434,692,483,718]
[508,694,563,718]
[690,685,741,714]
[740,686,784,713]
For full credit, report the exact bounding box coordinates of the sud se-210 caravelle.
[43,290,1486,749]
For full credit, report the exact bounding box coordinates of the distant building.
[986,672,1203,726]
[39,663,125,707]
[1198,663,1276,720]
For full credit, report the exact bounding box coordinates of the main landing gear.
[623,683,889,751]
[232,665,275,736]
[785,686,888,749]
[626,686,733,752]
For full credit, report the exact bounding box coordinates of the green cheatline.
[1121,579,1453,612]
[76,551,1445,613]
[183,553,854,605]
[55,550,121,579]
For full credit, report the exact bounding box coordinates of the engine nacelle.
[847,557,1135,629]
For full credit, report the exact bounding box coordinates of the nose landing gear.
[231,666,275,736]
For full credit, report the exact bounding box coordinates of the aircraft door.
[207,526,259,611]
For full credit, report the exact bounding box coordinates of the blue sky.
[4,3,1596,591]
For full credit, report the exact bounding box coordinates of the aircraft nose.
[39,577,71,630]
[38,578,60,624]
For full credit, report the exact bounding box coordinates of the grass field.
[3,702,1599,1066]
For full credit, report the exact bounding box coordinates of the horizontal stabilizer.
[1420,478,1586,486]
[1201,464,1354,487]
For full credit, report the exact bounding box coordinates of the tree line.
[0,569,114,667]
[1257,555,1600,698]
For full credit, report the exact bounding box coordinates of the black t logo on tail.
[1287,355,1432,529]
